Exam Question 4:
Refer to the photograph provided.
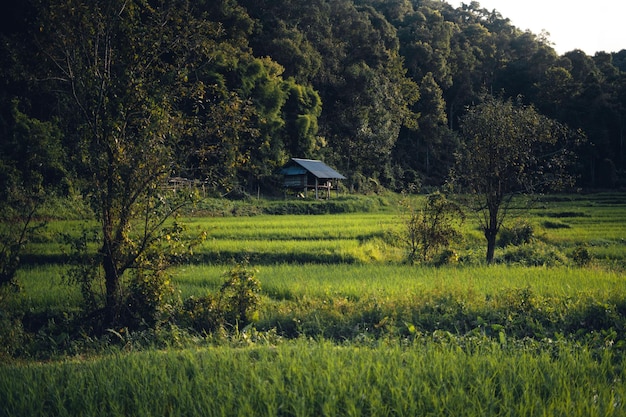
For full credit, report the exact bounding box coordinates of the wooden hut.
[280,158,346,199]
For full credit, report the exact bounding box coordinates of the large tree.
[35,0,216,325]
[451,95,582,263]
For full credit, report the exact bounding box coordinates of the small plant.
[432,249,458,267]
[178,261,261,333]
[219,261,262,327]
[179,294,222,334]
[500,242,567,267]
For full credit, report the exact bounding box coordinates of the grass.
[2,192,626,416]
[22,193,626,266]
[9,265,80,313]
[175,263,625,300]
[1,339,624,416]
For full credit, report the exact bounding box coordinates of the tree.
[282,80,323,159]
[415,73,455,181]
[451,95,582,264]
[35,0,215,326]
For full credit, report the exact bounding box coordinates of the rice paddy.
[2,193,626,416]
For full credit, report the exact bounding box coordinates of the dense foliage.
[2,0,625,195]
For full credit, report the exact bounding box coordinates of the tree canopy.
[1,0,625,194]
[451,95,582,263]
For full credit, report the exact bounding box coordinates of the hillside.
[1,0,625,194]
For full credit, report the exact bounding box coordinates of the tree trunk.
[483,200,501,264]
[102,240,121,325]
[485,228,497,264]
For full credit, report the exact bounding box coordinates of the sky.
[449,0,626,55]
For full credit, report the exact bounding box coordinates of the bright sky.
[449,1,626,55]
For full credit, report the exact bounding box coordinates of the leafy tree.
[35,0,215,326]
[413,73,457,183]
[282,80,324,158]
[396,3,454,90]
[451,95,582,264]
[534,66,576,118]
[236,57,291,191]
[243,0,419,183]
[184,88,259,193]
[319,3,418,181]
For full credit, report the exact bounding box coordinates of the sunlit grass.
[8,265,81,313]
[1,339,624,417]
[185,213,398,241]
[174,263,626,301]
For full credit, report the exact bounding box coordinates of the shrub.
[432,249,458,267]
[500,242,567,267]
[125,269,175,328]
[497,220,534,247]
[219,262,262,327]
[179,262,262,334]
[179,294,223,334]
[571,245,592,267]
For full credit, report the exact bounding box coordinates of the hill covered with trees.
[2,0,625,195]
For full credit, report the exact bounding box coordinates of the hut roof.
[281,158,346,180]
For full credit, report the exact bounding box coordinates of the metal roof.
[283,158,346,180]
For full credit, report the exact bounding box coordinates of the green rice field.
[2,193,626,416]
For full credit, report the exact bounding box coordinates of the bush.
[219,262,262,327]
[401,192,465,264]
[178,262,262,334]
[125,269,175,328]
[571,245,592,267]
[179,294,223,334]
[500,242,567,267]
[497,221,534,247]
[432,249,458,267]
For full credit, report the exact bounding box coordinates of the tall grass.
[1,338,624,417]
[20,193,626,266]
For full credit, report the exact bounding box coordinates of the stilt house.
[280,158,346,199]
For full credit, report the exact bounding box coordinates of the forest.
[2,0,625,197]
